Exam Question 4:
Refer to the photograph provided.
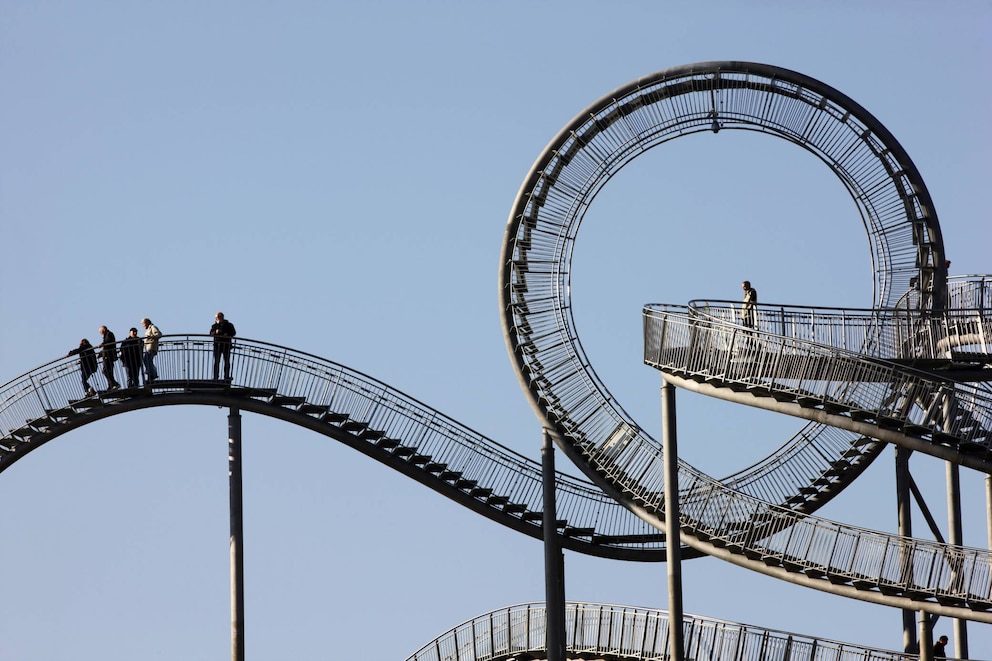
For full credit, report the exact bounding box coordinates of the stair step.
[341,420,368,433]
[504,502,526,515]
[359,428,385,441]
[470,487,493,498]
[375,438,400,450]
[563,527,594,538]
[320,411,348,424]
[298,403,328,416]
[271,395,306,407]
[408,454,429,465]
[424,462,447,474]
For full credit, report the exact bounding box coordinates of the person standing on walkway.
[141,317,162,382]
[67,338,99,397]
[210,311,237,381]
[932,635,948,658]
[741,280,758,328]
[120,327,143,388]
[97,325,121,390]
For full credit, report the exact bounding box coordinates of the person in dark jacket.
[933,635,948,658]
[67,338,99,397]
[209,311,237,381]
[120,327,144,388]
[97,325,121,390]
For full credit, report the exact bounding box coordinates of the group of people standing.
[66,313,234,397]
[67,319,161,396]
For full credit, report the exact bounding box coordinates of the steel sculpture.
[1,61,990,659]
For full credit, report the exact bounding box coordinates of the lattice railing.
[404,601,918,661]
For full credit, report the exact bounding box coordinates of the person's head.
[129,328,138,337]
[141,318,151,328]
[98,325,107,335]
[80,338,91,347]
[742,280,751,290]
[938,635,948,644]
[215,312,225,322]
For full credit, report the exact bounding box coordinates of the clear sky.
[2,1,991,659]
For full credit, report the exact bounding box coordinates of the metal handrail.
[688,299,991,360]
[0,336,667,558]
[644,306,992,453]
[405,601,925,661]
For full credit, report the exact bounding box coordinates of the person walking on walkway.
[741,280,758,329]
[120,327,143,388]
[210,311,237,381]
[97,325,121,390]
[67,338,99,397]
[141,318,162,382]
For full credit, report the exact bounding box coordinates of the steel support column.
[895,447,916,653]
[945,461,968,658]
[542,430,565,661]
[229,407,245,661]
[986,474,992,550]
[661,379,685,661]
[918,611,933,661]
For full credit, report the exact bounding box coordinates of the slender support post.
[895,446,916,653]
[229,407,245,661]
[542,430,565,661]
[986,475,992,550]
[918,611,933,661]
[661,379,685,661]
[945,461,968,658]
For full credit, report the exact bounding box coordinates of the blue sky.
[2,1,991,659]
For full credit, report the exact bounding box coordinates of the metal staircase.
[0,336,678,563]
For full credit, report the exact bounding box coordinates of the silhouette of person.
[97,325,121,390]
[141,318,162,382]
[933,634,948,658]
[120,327,144,388]
[209,312,237,381]
[67,338,99,397]
[741,280,758,328]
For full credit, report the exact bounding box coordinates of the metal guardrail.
[688,300,991,361]
[405,601,924,661]
[643,306,992,453]
[0,336,667,557]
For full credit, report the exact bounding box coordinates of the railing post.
[542,429,565,661]
[229,407,245,661]
[661,378,685,661]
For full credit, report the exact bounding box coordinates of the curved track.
[499,62,992,620]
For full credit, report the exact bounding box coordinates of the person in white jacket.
[141,317,162,382]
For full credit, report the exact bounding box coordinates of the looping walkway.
[499,61,991,621]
